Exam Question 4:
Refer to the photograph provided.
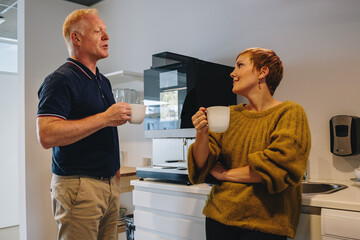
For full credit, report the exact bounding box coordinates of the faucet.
[303,164,310,182]
[303,171,308,182]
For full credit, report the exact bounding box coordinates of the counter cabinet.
[131,180,208,239]
[131,179,360,240]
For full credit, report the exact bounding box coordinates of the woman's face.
[230,53,260,96]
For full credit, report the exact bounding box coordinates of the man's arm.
[37,102,131,149]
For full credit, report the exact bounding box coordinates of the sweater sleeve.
[187,132,223,184]
[248,104,311,194]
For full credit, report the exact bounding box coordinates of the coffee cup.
[355,168,360,181]
[206,106,230,133]
[129,104,146,124]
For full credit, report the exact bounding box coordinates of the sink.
[302,182,347,194]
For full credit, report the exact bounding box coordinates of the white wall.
[0,72,19,228]
[97,0,360,181]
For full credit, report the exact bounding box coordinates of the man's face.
[78,14,109,61]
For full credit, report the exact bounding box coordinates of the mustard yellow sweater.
[187,101,311,238]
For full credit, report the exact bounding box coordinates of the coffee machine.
[136,52,236,184]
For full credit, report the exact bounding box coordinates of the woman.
[188,47,311,240]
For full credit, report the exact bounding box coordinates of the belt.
[79,174,114,181]
[53,174,114,181]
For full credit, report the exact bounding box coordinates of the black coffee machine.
[143,51,236,137]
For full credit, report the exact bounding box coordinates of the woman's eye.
[237,63,242,68]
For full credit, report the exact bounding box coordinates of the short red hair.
[238,48,283,95]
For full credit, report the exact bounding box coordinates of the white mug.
[129,104,146,124]
[206,106,230,133]
[355,168,360,181]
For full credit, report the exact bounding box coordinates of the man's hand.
[115,169,121,179]
[103,102,131,126]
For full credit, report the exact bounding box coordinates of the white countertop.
[132,178,360,212]
[301,178,360,211]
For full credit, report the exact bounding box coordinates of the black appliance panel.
[144,52,237,134]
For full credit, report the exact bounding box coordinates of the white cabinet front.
[322,208,360,240]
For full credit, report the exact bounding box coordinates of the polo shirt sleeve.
[37,72,72,120]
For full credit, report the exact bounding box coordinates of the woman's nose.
[230,70,236,78]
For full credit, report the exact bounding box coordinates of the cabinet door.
[322,237,344,240]
[293,212,321,240]
[322,208,360,240]
[134,209,205,239]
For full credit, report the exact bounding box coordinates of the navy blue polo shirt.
[37,58,119,178]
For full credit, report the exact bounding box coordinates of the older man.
[37,9,130,240]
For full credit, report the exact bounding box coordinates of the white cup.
[129,104,146,124]
[355,168,360,181]
[206,106,230,133]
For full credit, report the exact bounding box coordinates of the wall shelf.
[105,70,143,85]
[105,70,144,96]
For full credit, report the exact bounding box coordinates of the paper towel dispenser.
[330,115,360,156]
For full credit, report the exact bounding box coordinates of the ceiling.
[0,0,105,40]
[64,0,104,6]
[0,0,17,40]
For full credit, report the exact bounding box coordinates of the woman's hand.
[192,107,209,134]
[210,161,228,181]
[210,163,263,183]
[192,107,210,170]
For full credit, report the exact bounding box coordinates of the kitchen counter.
[119,167,138,194]
[301,178,360,211]
[131,178,360,212]
[120,166,136,177]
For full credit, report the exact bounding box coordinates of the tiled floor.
[0,225,19,240]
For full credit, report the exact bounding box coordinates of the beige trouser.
[50,174,121,240]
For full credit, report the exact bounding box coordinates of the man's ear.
[70,32,81,46]
[259,66,269,79]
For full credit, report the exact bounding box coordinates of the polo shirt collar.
[67,58,102,80]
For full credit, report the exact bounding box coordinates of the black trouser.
[205,217,288,240]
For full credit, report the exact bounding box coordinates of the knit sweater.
[187,101,311,238]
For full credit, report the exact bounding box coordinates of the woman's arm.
[191,107,210,170]
[210,162,262,183]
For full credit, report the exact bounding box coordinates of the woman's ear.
[259,66,269,79]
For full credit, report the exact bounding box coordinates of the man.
[36,8,130,240]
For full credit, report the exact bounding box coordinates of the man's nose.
[103,32,109,40]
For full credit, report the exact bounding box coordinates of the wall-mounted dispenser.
[330,115,360,156]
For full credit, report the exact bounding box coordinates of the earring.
[258,81,261,89]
